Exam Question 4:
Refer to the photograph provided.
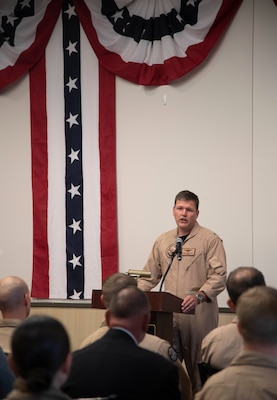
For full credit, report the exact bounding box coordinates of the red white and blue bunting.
[75,0,243,85]
[0,0,244,88]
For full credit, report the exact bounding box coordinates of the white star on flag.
[68,148,80,163]
[20,0,32,9]
[65,4,76,19]
[6,16,17,26]
[66,40,78,56]
[66,77,78,92]
[66,112,79,128]
[113,10,124,22]
[69,218,82,234]
[68,183,81,199]
[69,289,83,299]
[187,0,197,6]
[69,254,82,269]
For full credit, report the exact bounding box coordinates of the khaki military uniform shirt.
[195,351,277,400]
[137,222,227,393]
[0,319,21,354]
[200,316,243,369]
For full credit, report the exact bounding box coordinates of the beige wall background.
[0,0,277,340]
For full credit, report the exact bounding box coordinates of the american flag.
[0,0,118,299]
[29,0,118,299]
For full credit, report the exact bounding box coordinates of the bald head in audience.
[0,276,30,319]
[226,266,266,310]
[0,276,30,354]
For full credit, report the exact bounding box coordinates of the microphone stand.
[159,252,176,292]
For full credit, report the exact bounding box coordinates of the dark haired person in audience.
[80,272,192,400]
[195,285,277,400]
[62,286,181,400]
[200,266,266,370]
[0,346,14,398]
[137,190,227,394]
[5,315,72,400]
[0,276,31,355]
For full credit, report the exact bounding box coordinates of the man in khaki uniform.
[81,272,192,400]
[201,266,266,370]
[137,190,227,394]
[195,286,277,400]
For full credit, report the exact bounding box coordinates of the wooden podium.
[91,290,192,345]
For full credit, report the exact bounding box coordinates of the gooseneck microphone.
[176,237,183,261]
[159,237,183,291]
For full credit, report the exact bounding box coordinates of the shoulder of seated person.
[140,334,178,362]
[202,325,229,343]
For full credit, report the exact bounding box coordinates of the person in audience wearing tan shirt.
[200,266,266,370]
[195,286,277,400]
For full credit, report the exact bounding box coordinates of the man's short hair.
[226,266,265,305]
[102,273,137,306]
[237,286,277,345]
[174,190,199,210]
[109,286,150,319]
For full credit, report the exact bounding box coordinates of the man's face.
[173,199,199,235]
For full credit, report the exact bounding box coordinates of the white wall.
[0,0,277,307]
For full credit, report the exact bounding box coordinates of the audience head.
[226,266,266,309]
[237,286,277,352]
[9,315,71,392]
[0,276,30,319]
[102,272,137,307]
[106,285,150,344]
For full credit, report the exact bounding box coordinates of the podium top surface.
[91,290,194,314]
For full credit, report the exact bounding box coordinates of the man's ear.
[100,294,107,308]
[227,298,236,312]
[105,309,111,327]
[237,321,243,336]
[23,292,31,317]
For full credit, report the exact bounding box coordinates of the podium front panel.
[148,311,173,344]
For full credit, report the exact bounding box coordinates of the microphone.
[176,237,183,261]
